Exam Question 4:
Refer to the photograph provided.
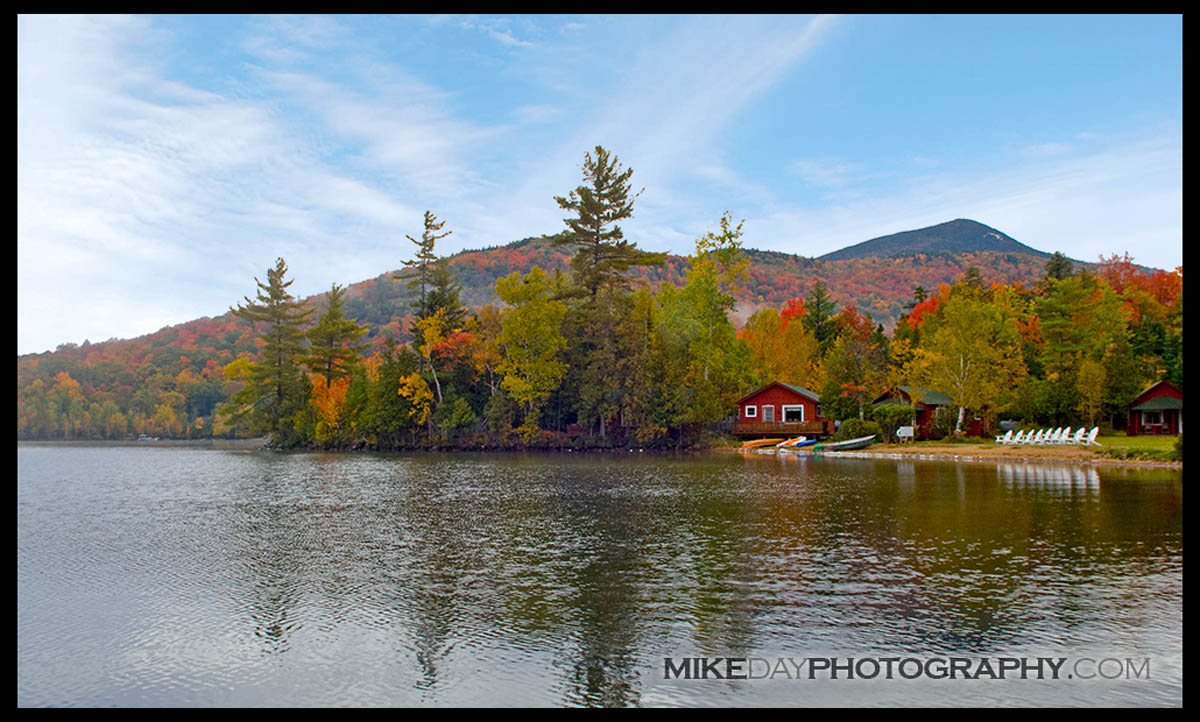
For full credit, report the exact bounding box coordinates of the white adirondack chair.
[995,429,1013,444]
[1028,429,1042,445]
[1067,428,1086,445]
[1008,430,1026,445]
[1048,427,1064,444]
[1054,427,1072,445]
[1083,427,1101,446]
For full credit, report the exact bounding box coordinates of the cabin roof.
[873,386,953,407]
[1129,380,1182,406]
[735,381,820,406]
[1131,395,1183,411]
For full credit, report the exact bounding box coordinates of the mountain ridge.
[21,219,1112,359]
[817,218,1058,262]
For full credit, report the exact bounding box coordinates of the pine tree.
[229,258,314,445]
[306,283,369,388]
[803,279,838,356]
[396,211,452,321]
[426,260,467,329]
[551,145,666,298]
[1044,251,1074,281]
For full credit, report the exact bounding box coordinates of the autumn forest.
[17,146,1184,449]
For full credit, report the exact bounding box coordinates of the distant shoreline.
[17,438,268,450]
[17,438,1182,470]
[725,444,1182,470]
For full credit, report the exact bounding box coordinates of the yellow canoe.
[741,438,785,450]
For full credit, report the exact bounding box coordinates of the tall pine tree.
[229,258,314,445]
[306,283,369,388]
[396,210,452,321]
[551,145,665,298]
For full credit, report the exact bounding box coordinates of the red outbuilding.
[872,386,992,439]
[1126,380,1183,436]
[733,382,833,438]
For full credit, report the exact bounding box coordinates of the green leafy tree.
[1075,356,1107,428]
[360,342,420,448]
[1036,275,1129,421]
[909,290,1026,434]
[495,267,569,440]
[654,213,753,439]
[820,306,887,421]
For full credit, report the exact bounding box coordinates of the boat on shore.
[812,435,877,452]
[740,438,785,450]
[778,438,819,451]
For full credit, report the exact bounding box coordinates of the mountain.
[20,220,1068,368]
[16,218,1127,439]
[343,225,1059,337]
[817,219,1053,262]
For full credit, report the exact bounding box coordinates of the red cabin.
[872,386,988,439]
[733,382,832,438]
[1126,380,1183,436]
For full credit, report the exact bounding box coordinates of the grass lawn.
[1097,433,1177,450]
[865,432,1180,464]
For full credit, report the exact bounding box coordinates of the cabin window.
[782,405,805,422]
[744,405,757,418]
[761,405,775,422]
[1143,410,1162,425]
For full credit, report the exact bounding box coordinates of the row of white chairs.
[995,427,1101,446]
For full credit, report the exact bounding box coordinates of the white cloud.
[17,14,1180,356]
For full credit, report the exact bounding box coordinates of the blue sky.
[17,14,1182,355]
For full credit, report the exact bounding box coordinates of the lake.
[17,444,1183,707]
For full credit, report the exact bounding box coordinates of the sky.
[17,14,1182,355]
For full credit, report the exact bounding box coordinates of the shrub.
[871,403,915,444]
[833,418,883,443]
[928,406,957,439]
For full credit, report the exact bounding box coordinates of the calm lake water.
[17,444,1183,707]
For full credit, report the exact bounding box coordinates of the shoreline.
[803,448,1182,470]
[18,438,1182,470]
[724,444,1182,470]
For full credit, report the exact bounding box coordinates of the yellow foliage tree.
[397,372,434,428]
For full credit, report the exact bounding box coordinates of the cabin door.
[761,405,775,422]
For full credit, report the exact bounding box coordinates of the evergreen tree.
[228,258,314,445]
[426,260,467,329]
[396,210,452,321]
[551,145,666,298]
[803,279,838,356]
[903,284,928,311]
[305,283,369,388]
[1044,251,1074,281]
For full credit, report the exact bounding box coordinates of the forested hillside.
[17,148,1183,447]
